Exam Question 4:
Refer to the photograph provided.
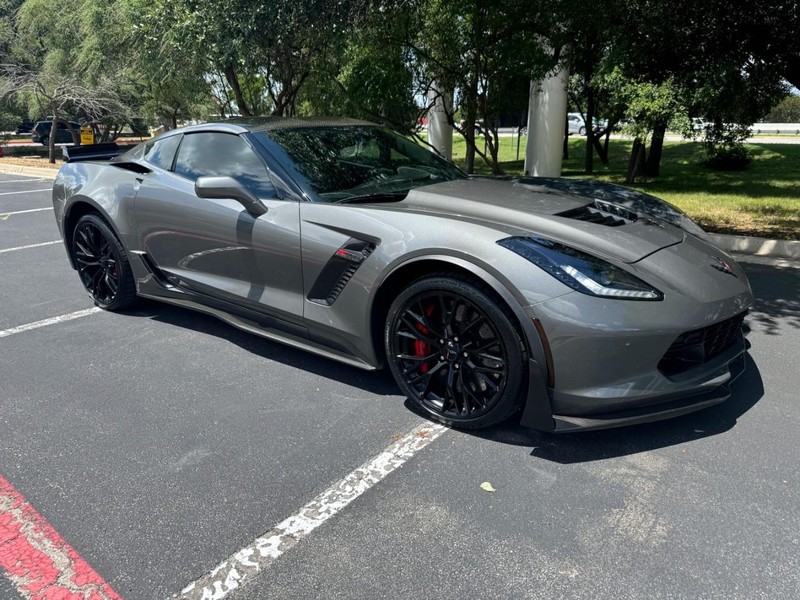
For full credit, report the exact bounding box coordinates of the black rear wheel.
[385,275,526,429]
[71,213,137,310]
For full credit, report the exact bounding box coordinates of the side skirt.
[138,292,377,372]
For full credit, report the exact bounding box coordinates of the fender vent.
[557,199,637,227]
[308,239,376,306]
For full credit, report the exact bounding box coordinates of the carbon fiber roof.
[220,117,377,132]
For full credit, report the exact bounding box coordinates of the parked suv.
[31,120,81,145]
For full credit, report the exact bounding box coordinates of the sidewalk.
[1,162,797,262]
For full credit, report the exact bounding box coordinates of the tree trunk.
[625,138,647,183]
[645,121,667,177]
[48,113,58,164]
[584,90,596,174]
[486,126,503,176]
[590,136,608,164]
[224,66,252,117]
[463,54,480,173]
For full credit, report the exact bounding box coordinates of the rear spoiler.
[62,143,120,163]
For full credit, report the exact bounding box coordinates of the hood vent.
[557,199,638,227]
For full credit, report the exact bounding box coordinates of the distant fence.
[751,123,800,134]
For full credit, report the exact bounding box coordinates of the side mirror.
[195,176,268,217]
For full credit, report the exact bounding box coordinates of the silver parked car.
[567,112,610,136]
[53,118,753,432]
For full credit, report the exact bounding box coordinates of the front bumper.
[521,338,747,432]
[515,235,754,433]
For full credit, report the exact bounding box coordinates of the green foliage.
[764,95,800,123]
[702,124,753,171]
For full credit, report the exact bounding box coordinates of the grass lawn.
[448,135,800,241]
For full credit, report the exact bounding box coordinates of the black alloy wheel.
[385,275,526,429]
[71,213,137,311]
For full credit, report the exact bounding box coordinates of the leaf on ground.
[480,481,496,492]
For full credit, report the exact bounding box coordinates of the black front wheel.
[385,275,527,429]
[71,213,137,310]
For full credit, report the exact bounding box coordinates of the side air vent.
[557,199,638,227]
[308,239,377,306]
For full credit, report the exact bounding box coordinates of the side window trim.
[168,134,184,172]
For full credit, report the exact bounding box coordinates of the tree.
[1,0,136,160]
[413,0,552,174]
[144,0,356,118]
[764,95,800,123]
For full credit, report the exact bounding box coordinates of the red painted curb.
[0,474,121,600]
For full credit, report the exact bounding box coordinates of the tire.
[71,213,137,311]
[384,274,527,429]
[578,126,586,136]
[40,136,49,146]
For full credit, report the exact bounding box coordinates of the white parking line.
[0,240,61,254]
[0,307,100,339]
[0,207,54,219]
[0,188,52,196]
[176,421,448,600]
[0,178,48,184]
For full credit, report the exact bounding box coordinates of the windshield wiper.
[333,191,409,204]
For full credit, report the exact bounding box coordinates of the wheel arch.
[369,255,545,368]
[62,199,121,269]
[370,254,555,431]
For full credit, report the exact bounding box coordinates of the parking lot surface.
[1,173,798,599]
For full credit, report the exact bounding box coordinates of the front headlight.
[498,236,663,301]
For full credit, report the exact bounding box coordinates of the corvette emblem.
[711,256,737,277]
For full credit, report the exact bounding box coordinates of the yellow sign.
[80,127,94,145]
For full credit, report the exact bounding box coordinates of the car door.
[133,131,304,325]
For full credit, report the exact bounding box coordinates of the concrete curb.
[0,164,59,179]
[1,163,797,261]
[707,233,800,261]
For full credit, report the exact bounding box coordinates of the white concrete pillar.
[427,85,453,160]
[523,66,569,177]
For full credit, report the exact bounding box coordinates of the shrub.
[703,123,752,171]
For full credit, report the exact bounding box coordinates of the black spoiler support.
[62,143,120,163]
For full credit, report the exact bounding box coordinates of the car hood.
[397,177,685,264]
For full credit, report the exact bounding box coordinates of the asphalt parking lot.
[1,172,799,599]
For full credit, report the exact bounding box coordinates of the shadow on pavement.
[465,353,764,464]
[122,282,768,464]
[120,299,399,397]
[739,259,800,336]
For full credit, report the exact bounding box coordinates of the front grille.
[658,312,747,376]
[556,199,637,227]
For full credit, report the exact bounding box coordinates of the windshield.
[260,125,467,202]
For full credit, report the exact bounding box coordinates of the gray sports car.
[53,118,754,432]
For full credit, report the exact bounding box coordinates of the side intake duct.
[307,239,376,306]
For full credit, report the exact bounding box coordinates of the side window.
[144,135,182,170]
[173,132,274,198]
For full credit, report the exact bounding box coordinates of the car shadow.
[122,299,764,463]
[121,299,399,397]
[461,352,764,464]
[738,259,800,336]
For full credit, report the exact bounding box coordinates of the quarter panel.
[55,162,141,247]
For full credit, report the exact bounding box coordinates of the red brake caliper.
[413,303,436,374]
